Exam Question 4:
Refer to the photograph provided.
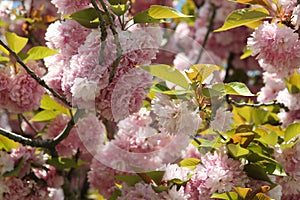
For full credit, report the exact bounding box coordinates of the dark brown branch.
[0,40,72,107]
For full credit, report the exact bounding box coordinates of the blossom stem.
[0,40,72,107]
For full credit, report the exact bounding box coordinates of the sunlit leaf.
[185,64,220,83]
[284,122,300,142]
[179,158,201,169]
[5,32,28,53]
[40,94,70,115]
[133,10,164,23]
[231,0,272,7]
[228,143,249,158]
[148,5,193,19]
[138,64,189,89]
[24,46,58,62]
[240,48,252,59]
[234,187,252,198]
[285,71,300,94]
[214,7,269,32]
[230,132,255,148]
[30,110,61,122]
[69,8,108,28]
[0,135,19,151]
[109,4,129,16]
[225,82,255,96]
[211,192,238,199]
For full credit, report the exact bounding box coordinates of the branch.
[194,4,217,64]
[97,0,123,82]
[228,98,289,112]
[0,40,72,107]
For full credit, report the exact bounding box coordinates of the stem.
[194,4,217,64]
[21,114,39,135]
[228,98,289,112]
[91,0,108,64]
[97,0,123,82]
[0,40,72,107]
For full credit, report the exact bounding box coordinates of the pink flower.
[257,72,285,103]
[10,146,45,178]
[45,19,91,57]
[117,182,160,200]
[0,151,14,175]
[51,0,90,15]
[210,107,233,133]
[152,94,201,136]
[248,22,300,77]
[33,165,64,188]
[185,151,248,199]
[160,187,191,200]
[3,177,51,200]
[276,89,300,111]
[88,157,126,198]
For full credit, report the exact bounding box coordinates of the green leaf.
[146,171,165,185]
[0,135,19,151]
[40,94,70,115]
[137,64,189,89]
[254,193,272,200]
[284,122,300,142]
[152,185,169,193]
[70,8,105,28]
[234,187,252,199]
[240,49,252,59]
[225,82,255,96]
[285,71,300,94]
[211,192,239,199]
[24,46,58,62]
[185,64,220,83]
[108,0,127,5]
[256,131,278,146]
[3,157,23,177]
[214,7,269,32]
[46,157,78,170]
[5,32,28,53]
[30,110,61,122]
[179,158,201,169]
[148,5,193,19]
[108,189,122,200]
[114,175,142,186]
[0,55,9,63]
[244,164,271,182]
[252,108,268,126]
[109,4,129,16]
[133,10,163,24]
[231,0,272,8]
[228,143,249,158]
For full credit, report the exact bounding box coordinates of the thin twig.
[228,98,289,112]
[21,114,39,135]
[97,0,123,82]
[0,40,71,107]
[194,4,217,64]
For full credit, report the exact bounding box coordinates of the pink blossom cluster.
[0,62,45,113]
[184,151,248,199]
[45,19,162,120]
[0,146,64,199]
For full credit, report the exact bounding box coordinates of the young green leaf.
[137,64,189,89]
[284,122,300,142]
[179,158,201,169]
[225,82,255,96]
[3,157,23,177]
[0,135,19,151]
[185,64,220,83]
[40,94,70,115]
[210,192,239,199]
[214,7,269,32]
[30,110,61,122]
[69,8,105,28]
[114,175,142,186]
[228,143,249,158]
[109,4,129,16]
[24,46,58,62]
[46,157,79,170]
[148,5,193,19]
[5,31,28,53]
[133,10,164,24]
